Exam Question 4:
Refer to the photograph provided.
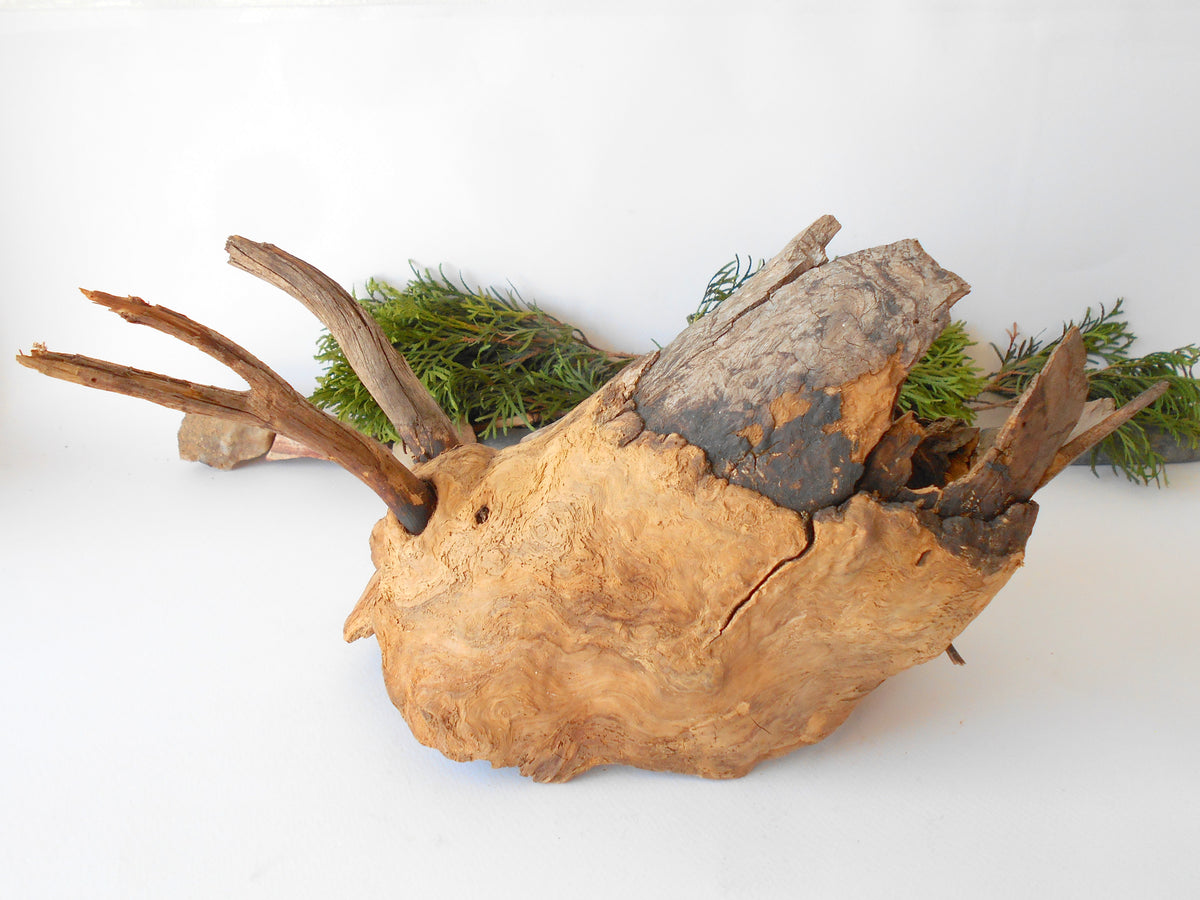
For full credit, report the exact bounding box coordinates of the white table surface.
[2,396,1198,898]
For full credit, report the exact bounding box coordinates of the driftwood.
[17,216,1165,781]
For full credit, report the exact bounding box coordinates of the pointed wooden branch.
[937,329,1088,518]
[16,291,435,534]
[225,236,464,462]
[1038,379,1170,486]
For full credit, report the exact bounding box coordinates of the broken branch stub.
[17,216,1151,781]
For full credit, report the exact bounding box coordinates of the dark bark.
[633,216,970,516]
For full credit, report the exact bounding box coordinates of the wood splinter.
[17,215,1165,782]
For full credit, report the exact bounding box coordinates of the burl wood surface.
[24,216,1158,782]
[347,363,1032,781]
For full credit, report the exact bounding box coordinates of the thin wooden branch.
[17,292,435,534]
[1037,380,1170,487]
[15,349,259,423]
[225,236,463,462]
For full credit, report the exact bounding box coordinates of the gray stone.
[177,413,275,469]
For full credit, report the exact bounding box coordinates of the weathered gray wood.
[633,216,971,515]
[226,236,464,462]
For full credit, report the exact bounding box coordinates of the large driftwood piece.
[18,215,1165,782]
[346,361,1034,780]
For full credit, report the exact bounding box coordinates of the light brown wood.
[334,222,1096,781]
[18,219,1153,782]
[346,361,1034,781]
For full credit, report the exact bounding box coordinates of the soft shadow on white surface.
[3,416,1198,898]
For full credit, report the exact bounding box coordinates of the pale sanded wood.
[348,367,1032,781]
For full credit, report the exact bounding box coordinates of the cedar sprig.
[688,255,763,323]
[896,321,987,423]
[310,266,631,441]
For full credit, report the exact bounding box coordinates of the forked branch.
[226,236,463,462]
[17,291,436,534]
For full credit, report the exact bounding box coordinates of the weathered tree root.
[17,215,1165,781]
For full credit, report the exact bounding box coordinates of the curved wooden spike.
[938,328,1089,519]
[226,236,465,462]
[1038,379,1170,487]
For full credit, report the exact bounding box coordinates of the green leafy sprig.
[310,266,631,441]
[311,257,1199,486]
[687,255,763,324]
[896,321,987,423]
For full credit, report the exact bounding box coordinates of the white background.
[2,2,1198,897]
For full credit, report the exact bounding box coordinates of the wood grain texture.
[348,364,1031,781]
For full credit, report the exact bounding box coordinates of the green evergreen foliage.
[310,257,1199,486]
[310,267,631,440]
[896,321,987,423]
[688,255,763,324]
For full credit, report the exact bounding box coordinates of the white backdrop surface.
[2,2,1198,898]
